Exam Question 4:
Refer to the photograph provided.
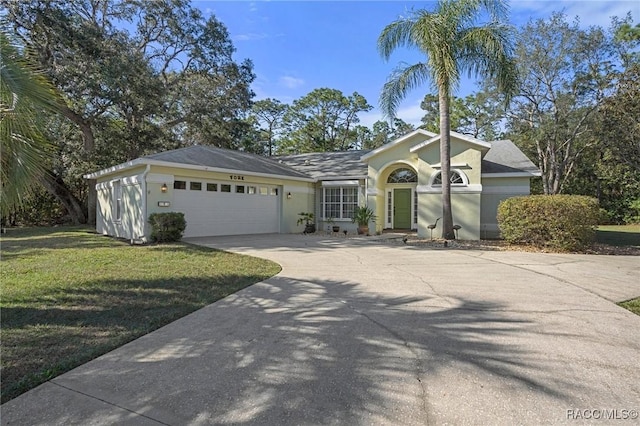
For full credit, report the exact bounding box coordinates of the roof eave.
[83,159,146,179]
[482,171,541,178]
[85,158,315,182]
[316,175,367,181]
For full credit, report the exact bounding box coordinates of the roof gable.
[408,131,492,153]
[360,129,437,161]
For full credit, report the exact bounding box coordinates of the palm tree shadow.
[42,275,592,425]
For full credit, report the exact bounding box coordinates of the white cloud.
[394,99,425,127]
[234,32,269,42]
[358,98,424,130]
[279,75,305,89]
[358,110,384,129]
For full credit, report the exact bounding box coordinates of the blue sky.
[194,1,639,128]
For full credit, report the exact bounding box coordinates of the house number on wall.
[229,175,245,180]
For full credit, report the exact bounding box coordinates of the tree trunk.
[439,84,455,239]
[40,173,87,224]
[59,104,97,224]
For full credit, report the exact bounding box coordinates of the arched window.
[430,170,467,186]
[387,168,417,183]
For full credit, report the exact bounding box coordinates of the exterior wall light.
[161,183,168,193]
[287,192,292,199]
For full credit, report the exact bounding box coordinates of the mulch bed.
[382,236,640,255]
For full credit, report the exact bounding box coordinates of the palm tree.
[378,0,517,239]
[1,31,60,216]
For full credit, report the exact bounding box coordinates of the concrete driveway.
[2,234,639,425]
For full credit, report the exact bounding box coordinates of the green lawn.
[596,224,640,247]
[619,298,640,316]
[0,227,281,403]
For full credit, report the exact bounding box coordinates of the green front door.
[393,188,411,229]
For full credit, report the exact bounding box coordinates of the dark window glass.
[206,183,218,192]
[190,182,202,190]
[221,184,231,193]
[388,168,417,183]
[174,180,186,190]
[432,171,464,185]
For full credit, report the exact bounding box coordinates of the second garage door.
[173,180,281,238]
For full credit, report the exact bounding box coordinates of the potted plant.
[327,217,340,233]
[352,206,376,235]
[297,212,316,234]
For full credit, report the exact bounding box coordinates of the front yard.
[0,227,281,403]
[2,225,638,403]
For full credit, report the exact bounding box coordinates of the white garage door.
[173,180,280,238]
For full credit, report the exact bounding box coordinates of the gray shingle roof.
[143,145,312,179]
[277,141,538,179]
[89,140,538,181]
[276,150,371,179]
[481,140,540,175]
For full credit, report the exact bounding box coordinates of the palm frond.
[456,23,518,99]
[0,31,60,215]
[377,16,419,60]
[379,62,432,118]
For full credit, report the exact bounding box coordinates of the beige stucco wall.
[416,192,481,239]
[366,134,485,239]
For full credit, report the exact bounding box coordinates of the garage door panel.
[174,189,279,237]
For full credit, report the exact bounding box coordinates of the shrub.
[624,199,640,224]
[148,212,187,243]
[497,195,600,251]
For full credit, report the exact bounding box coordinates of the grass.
[596,224,640,247]
[0,226,281,403]
[619,298,640,316]
[598,226,639,317]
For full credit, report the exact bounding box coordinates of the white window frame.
[429,169,469,186]
[112,180,122,222]
[321,186,359,220]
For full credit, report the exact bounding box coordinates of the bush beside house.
[497,195,600,251]
[148,212,187,242]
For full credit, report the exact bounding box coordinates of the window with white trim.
[112,181,122,221]
[322,187,358,220]
[388,168,417,183]
[430,170,467,186]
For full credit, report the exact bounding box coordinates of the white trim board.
[416,184,483,194]
[481,186,530,194]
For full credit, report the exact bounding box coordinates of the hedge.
[148,212,187,243]
[497,195,600,251]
